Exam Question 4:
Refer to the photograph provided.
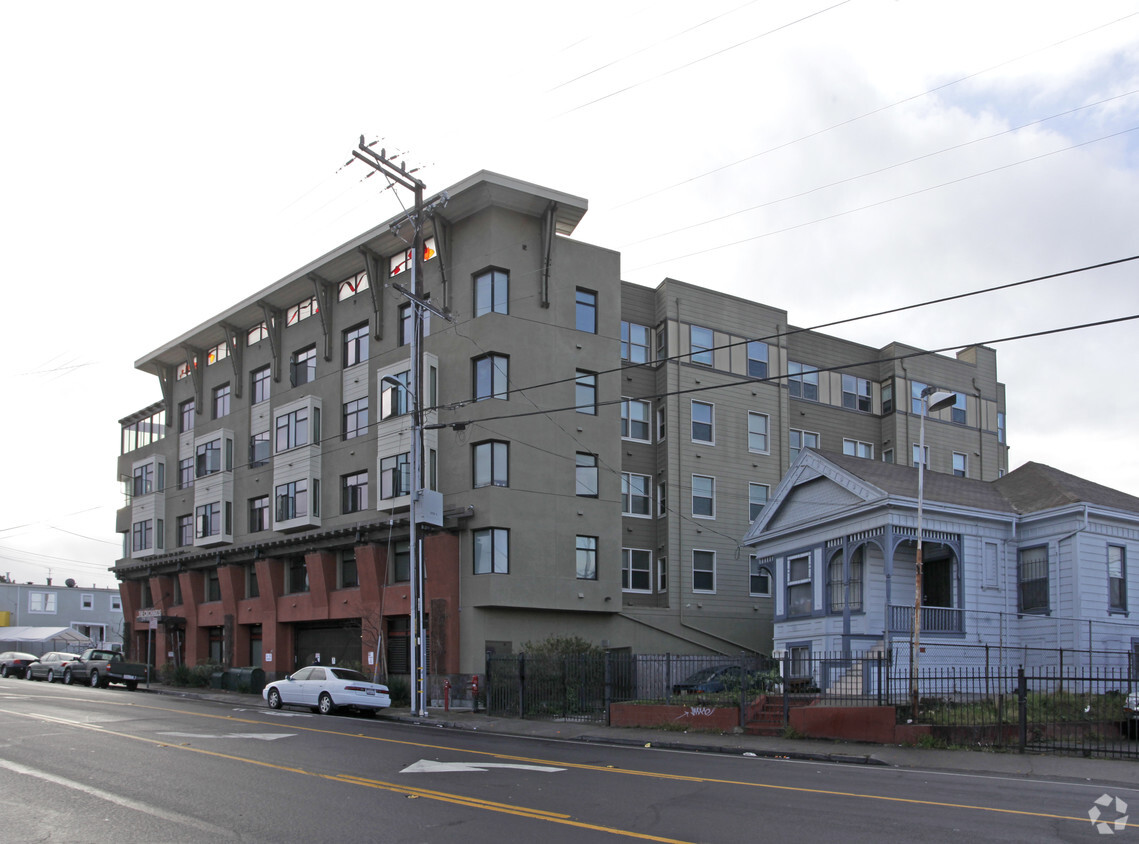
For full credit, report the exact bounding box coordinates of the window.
[787,554,812,616]
[275,407,311,452]
[380,371,410,419]
[121,408,166,454]
[657,557,667,592]
[747,341,768,378]
[1109,545,1127,613]
[1017,546,1049,614]
[338,270,369,301]
[912,444,929,469]
[251,366,271,404]
[472,441,508,488]
[249,496,269,533]
[621,321,650,363]
[693,550,715,592]
[749,483,768,521]
[474,528,509,574]
[245,567,258,599]
[111,595,122,611]
[841,374,871,412]
[343,323,369,367]
[690,325,713,366]
[881,380,894,415]
[576,453,598,497]
[789,429,819,462]
[28,591,57,613]
[621,398,651,441]
[213,383,231,419]
[575,288,597,333]
[287,297,318,325]
[388,237,436,276]
[342,471,368,513]
[179,457,194,490]
[657,479,667,518]
[475,269,508,316]
[196,439,223,477]
[398,303,413,346]
[749,556,772,597]
[177,514,193,547]
[291,346,316,387]
[997,411,1006,444]
[248,322,269,345]
[275,479,308,521]
[691,401,714,443]
[622,473,651,517]
[180,399,195,433]
[205,568,221,602]
[392,540,411,582]
[287,556,309,594]
[250,431,271,467]
[622,548,651,592]
[951,392,967,425]
[132,464,153,497]
[827,548,864,613]
[656,406,666,441]
[843,439,873,459]
[788,362,819,401]
[196,502,223,539]
[910,381,928,414]
[81,593,93,611]
[747,412,768,453]
[343,397,368,440]
[131,520,152,552]
[575,370,596,414]
[206,342,228,366]
[691,474,715,518]
[576,536,598,580]
[952,452,967,477]
[473,354,508,401]
[339,549,358,589]
[380,453,411,499]
[656,325,667,361]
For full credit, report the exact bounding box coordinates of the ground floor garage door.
[293,620,362,672]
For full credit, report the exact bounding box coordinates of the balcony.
[889,604,963,634]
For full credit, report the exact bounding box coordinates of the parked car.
[63,648,149,691]
[263,666,391,715]
[672,664,780,696]
[25,652,78,683]
[0,651,39,679]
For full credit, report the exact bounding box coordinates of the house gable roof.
[993,462,1139,515]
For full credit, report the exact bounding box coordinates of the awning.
[0,626,95,651]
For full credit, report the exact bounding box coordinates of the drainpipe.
[973,377,983,480]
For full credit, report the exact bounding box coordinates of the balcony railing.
[889,604,963,634]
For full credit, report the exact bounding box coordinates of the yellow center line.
[13,697,1133,832]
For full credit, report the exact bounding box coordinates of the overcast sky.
[2,1,1136,589]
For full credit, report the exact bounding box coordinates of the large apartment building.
[114,171,1007,681]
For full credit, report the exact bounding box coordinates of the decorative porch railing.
[889,604,963,634]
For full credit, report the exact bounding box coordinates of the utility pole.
[352,139,448,718]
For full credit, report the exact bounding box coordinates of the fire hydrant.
[443,678,451,712]
[470,674,480,713]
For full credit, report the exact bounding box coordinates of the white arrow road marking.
[158,732,294,741]
[401,759,565,774]
[233,708,313,717]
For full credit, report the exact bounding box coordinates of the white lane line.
[0,758,236,838]
[158,732,294,741]
[401,759,565,773]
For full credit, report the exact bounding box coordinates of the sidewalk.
[147,685,1139,787]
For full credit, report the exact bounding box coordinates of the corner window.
[475,269,509,316]
[841,374,871,412]
[788,362,818,401]
[473,441,508,489]
[692,550,715,593]
[474,528,509,574]
[620,321,650,363]
[689,325,713,366]
[622,548,651,592]
[575,288,597,333]
[473,354,508,401]
[621,398,651,441]
[576,536,598,580]
[1017,546,1049,614]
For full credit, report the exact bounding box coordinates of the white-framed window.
[841,374,871,412]
[1017,545,1049,614]
[748,483,768,521]
[692,474,715,518]
[28,591,57,614]
[843,439,873,459]
[787,554,812,617]
[747,340,768,378]
[576,453,599,497]
[747,411,769,453]
[997,411,1006,444]
[474,528,509,574]
[912,444,929,469]
[622,473,652,517]
[81,593,94,611]
[621,398,651,441]
[882,448,894,464]
[111,595,122,611]
[689,325,714,366]
[621,321,650,363]
[1109,545,1127,613]
[788,361,818,401]
[622,548,652,592]
[692,549,715,593]
[691,400,714,443]
[790,429,819,462]
[952,452,967,477]
[576,535,598,580]
[910,380,928,414]
[749,556,772,597]
[473,441,508,489]
[950,392,967,425]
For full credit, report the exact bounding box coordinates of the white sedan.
[263,666,391,715]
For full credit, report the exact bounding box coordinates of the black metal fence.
[485,647,1139,758]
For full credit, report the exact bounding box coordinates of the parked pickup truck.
[62,649,149,690]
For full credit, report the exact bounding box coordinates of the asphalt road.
[1,679,1135,843]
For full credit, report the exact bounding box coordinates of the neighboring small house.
[0,581,124,651]
[741,451,1139,680]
